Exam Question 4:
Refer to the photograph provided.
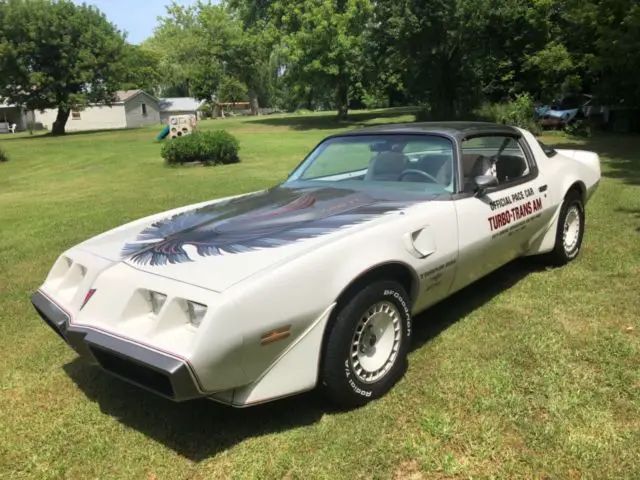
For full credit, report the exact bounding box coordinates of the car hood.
[76,184,425,292]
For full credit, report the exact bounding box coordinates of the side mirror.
[474,175,498,196]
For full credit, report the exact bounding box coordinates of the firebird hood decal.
[121,186,418,266]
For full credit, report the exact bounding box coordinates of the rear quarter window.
[538,140,557,157]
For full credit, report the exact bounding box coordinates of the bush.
[0,147,8,163]
[475,93,541,134]
[198,103,213,119]
[161,130,240,166]
[564,119,592,138]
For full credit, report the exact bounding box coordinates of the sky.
[72,0,205,44]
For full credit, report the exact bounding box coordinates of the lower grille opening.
[88,346,175,398]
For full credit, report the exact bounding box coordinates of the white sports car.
[31,122,601,408]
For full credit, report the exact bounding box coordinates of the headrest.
[371,152,408,174]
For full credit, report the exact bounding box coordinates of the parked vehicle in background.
[536,94,592,128]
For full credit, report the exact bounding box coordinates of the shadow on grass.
[616,208,640,232]
[63,359,326,462]
[63,257,545,462]
[548,134,640,186]
[242,107,420,131]
[409,257,544,353]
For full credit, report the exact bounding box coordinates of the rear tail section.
[556,149,601,201]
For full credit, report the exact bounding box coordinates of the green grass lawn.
[0,109,638,479]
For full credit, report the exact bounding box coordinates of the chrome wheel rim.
[563,205,581,254]
[350,301,402,384]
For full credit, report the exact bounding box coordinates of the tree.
[369,0,574,118]
[148,2,274,115]
[142,2,207,99]
[371,0,504,118]
[218,76,249,105]
[226,0,284,113]
[270,0,374,119]
[563,0,640,106]
[228,0,375,118]
[0,0,127,134]
[119,44,163,96]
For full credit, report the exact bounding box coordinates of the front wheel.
[320,280,412,409]
[544,190,585,266]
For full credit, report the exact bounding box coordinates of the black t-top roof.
[332,121,521,140]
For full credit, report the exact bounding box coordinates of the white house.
[34,90,161,133]
[159,97,207,124]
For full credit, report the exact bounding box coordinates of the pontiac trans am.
[31,122,601,408]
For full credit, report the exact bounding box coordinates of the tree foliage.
[1,0,638,131]
[218,76,249,104]
[119,44,163,96]
[0,0,127,134]
[145,2,273,114]
[270,0,374,118]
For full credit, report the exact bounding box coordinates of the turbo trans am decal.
[487,187,544,239]
[121,187,417,266]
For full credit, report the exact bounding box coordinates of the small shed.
[159,97,207,124]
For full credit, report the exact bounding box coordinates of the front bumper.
[31,290,204,402]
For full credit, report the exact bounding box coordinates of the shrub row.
[161,130,240,166]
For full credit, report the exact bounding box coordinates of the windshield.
[285,134,456,193]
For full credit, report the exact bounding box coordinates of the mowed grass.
[0,109,638,479]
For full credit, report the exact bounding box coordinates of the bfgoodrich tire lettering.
[321,281,412,409]
[545,189,585,266]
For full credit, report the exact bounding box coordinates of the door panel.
[450,134,553,293]
[451,182,551,293]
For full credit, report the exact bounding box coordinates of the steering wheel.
[399,169,440,184]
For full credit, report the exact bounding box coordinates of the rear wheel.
[544,189,585,266]
[320,280,412,409]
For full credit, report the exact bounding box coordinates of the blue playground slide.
[156,125,170,141]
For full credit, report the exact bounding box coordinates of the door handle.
[539,185,548,192]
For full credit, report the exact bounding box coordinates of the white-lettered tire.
[545,189,585,266]
[320,280,412,409]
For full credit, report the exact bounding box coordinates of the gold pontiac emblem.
[260,325,292,346]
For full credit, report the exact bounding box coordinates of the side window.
[460,135,531,191]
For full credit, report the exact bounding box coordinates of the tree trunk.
[249,90,259,116]
[307,88,314,111]
[52,107,70,135]
[336,82,349,120]
[430,93,455,120]
[430,59,456,120]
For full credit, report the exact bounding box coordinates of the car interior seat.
[364,151,409,181]
[495,155,527,182]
